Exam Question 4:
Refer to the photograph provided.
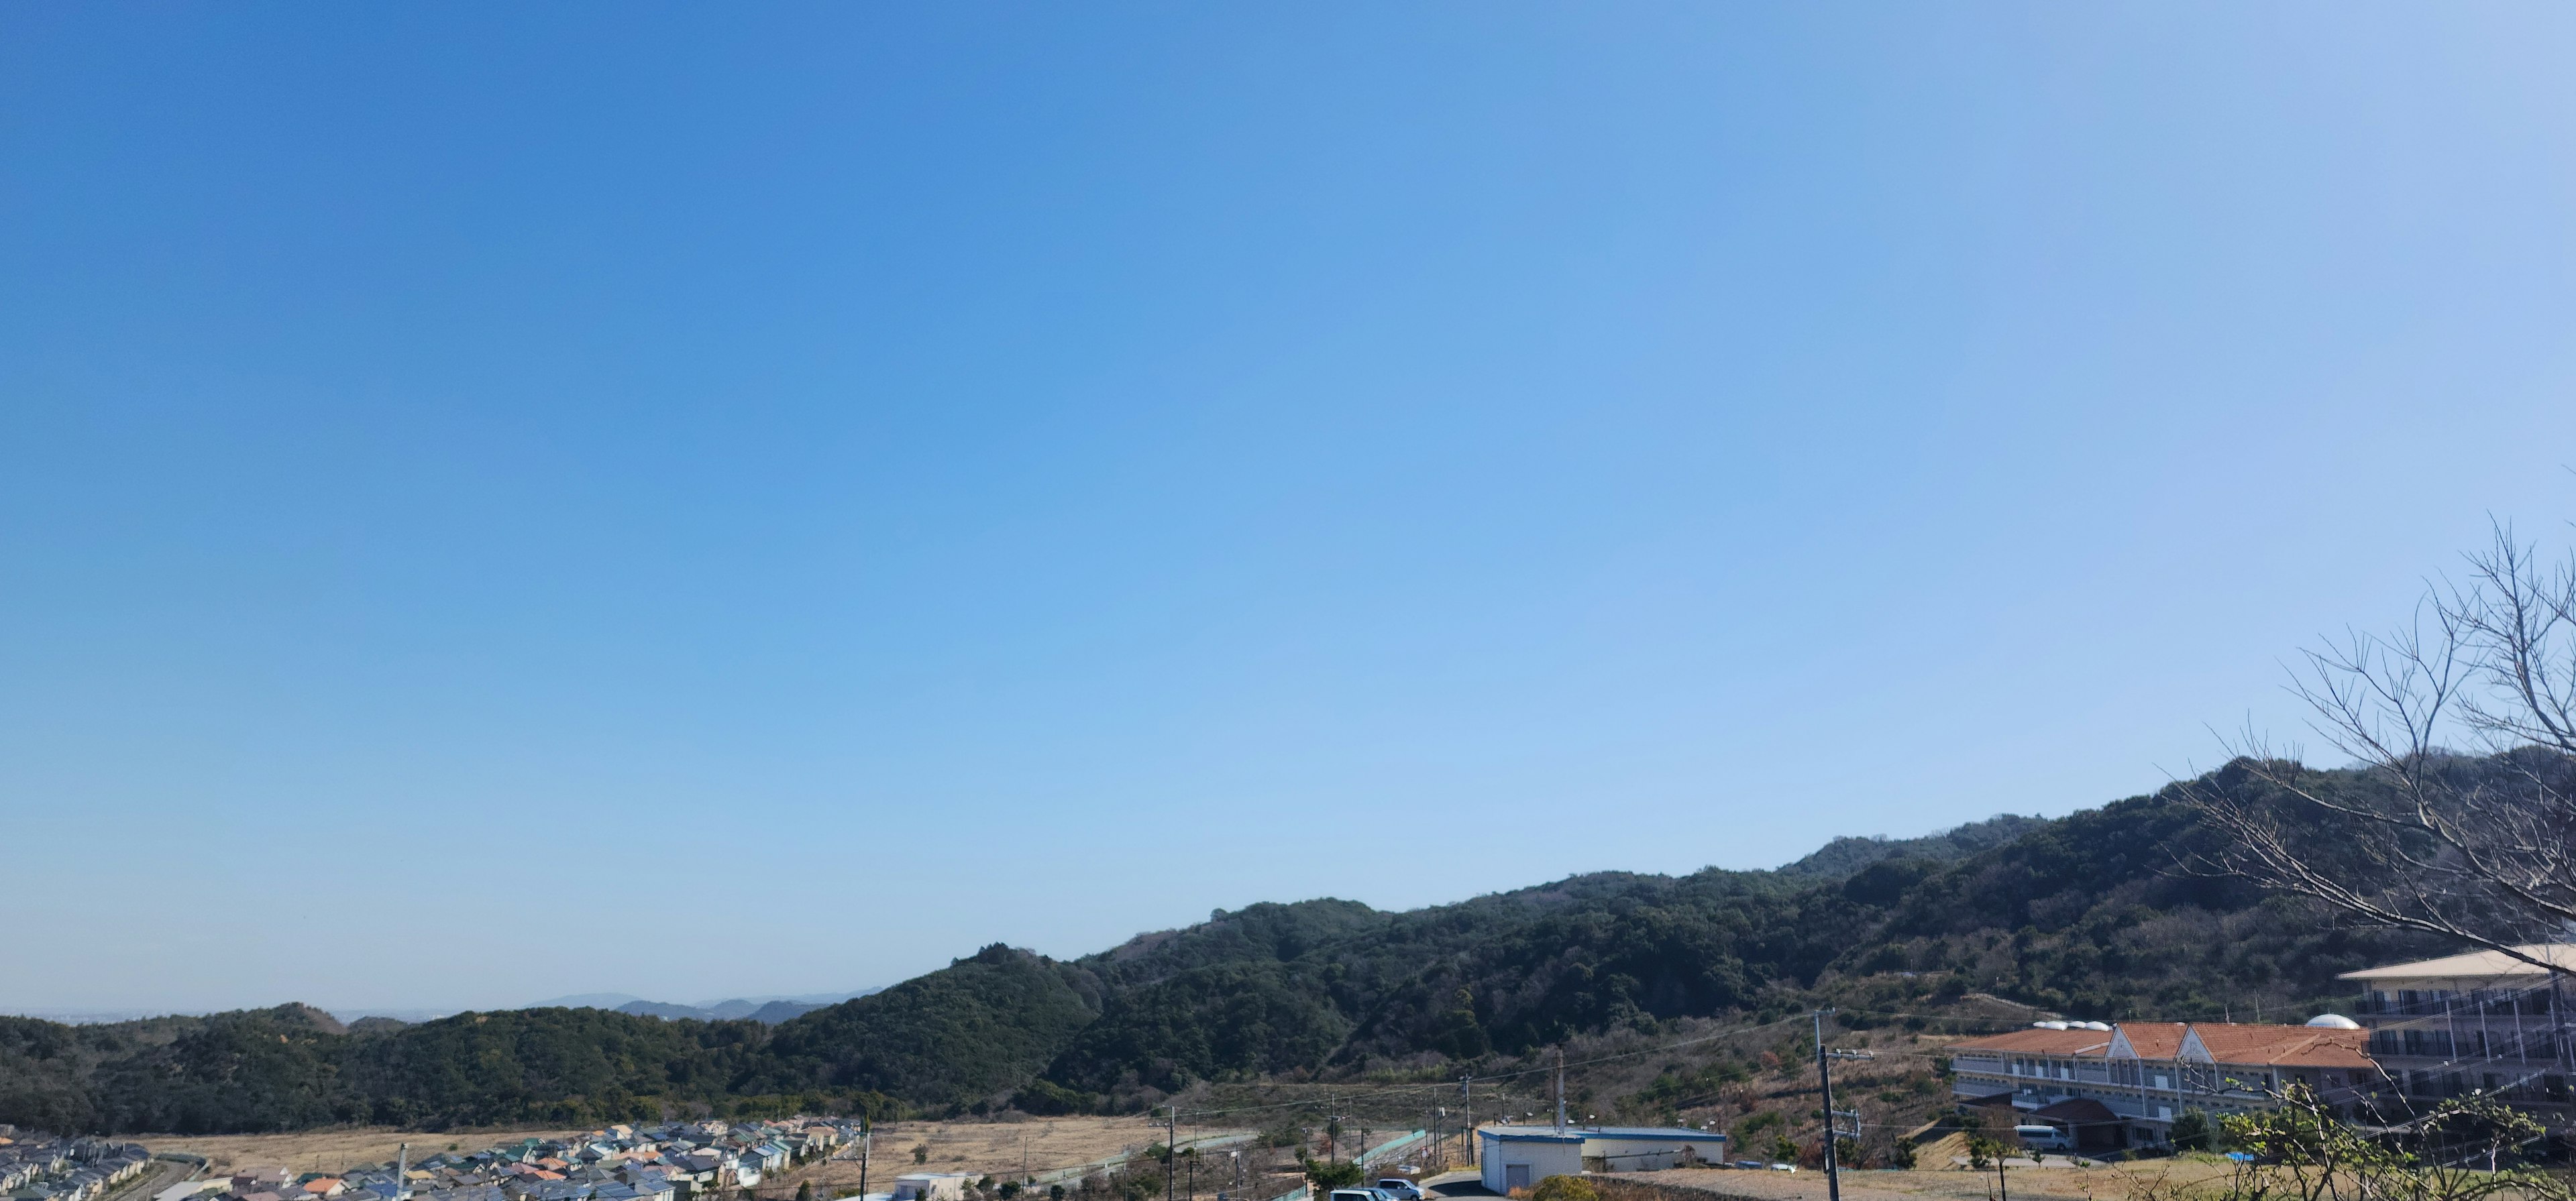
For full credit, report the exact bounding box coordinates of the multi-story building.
[2339,943,2576,1117]
[1947,1019,2378,1151]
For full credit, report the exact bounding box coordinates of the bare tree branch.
[2182,519,2576,980]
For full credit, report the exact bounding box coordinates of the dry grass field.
[134,1117,1260,1192]
[776,1116,1267,1195]
[138,1129,585,1175]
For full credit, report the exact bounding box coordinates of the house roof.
[2110,1023,2188,1059]
[2186,1023,2375,1068]
[1953,1021,2373,1068]
[2338,944,2576,982]
[1946,1029,2114,1056]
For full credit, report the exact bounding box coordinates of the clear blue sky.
[6,4,2575,1017]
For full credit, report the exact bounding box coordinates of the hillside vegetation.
[0,758,2458,1134]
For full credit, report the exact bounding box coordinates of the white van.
[2014,1125,2072,1153]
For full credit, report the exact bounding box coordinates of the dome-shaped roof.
[2305,1013,2361,1029]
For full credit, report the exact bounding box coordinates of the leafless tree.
[2186,522,2576,976]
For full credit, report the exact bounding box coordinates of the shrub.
[1965,1135,2002,1170]
[1301,1159,1363,1190]
[1527,1178,1598,1201]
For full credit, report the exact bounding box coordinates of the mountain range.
[525,992,883,1025]
[0,756,2456,1135]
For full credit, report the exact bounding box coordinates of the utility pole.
[1813,1011,1873,1201]
[1460,1077,1474,1167]
[1815,1010,1840,1201]
[857,1119,871,1201]
[1554,1049,1566,1135]
[1166,1108,1179,1201]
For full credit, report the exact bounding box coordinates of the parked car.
[1731,1161,1764,1170]
[2014,1125,2072,1153]
[1374,1181,1422,1200]
[1330,1190,1381,1201]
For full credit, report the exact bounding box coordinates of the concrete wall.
[1578,1137,1721,1172]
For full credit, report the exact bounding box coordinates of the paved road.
[99,1158,198,1201]
[1421,1169,1494,1198]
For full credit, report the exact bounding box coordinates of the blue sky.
[5,4,2575,1017]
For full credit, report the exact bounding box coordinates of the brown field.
[138,1128,585,1175]
[135,1117,1264,1193]
[775,1116,1269,1196]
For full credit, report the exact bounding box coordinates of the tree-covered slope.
[1041,960,1349,1095]
[1776,813,2053,878]
[338,1006,771,1129]
[760,944,1104,1109]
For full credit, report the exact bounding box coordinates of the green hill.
[0,758,2465,1133]
[759,944,1104,1108]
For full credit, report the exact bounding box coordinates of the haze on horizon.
[6,4,2576,1019]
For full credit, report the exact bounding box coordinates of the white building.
[1474,1126,1725,1193]
[890,1174,976,1201]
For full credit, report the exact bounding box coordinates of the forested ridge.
[0,758,2459,1135]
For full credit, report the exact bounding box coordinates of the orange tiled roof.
[1948,1028,2114,1055]
[2116,1022,2188,1058]
[1953,1021,2375,1070]
[2190,1023,2375,1068]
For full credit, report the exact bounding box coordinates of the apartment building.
[1948,1019,2377,1151]
[2339,943,2576,1114]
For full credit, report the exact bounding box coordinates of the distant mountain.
[614,1000,723,1021]
[1,1010,174,1025]
[609,990,879,1024]
[527,992,650,1009]
[329,1009,456,1025]
[750,1000,828,1023]
[695,990,884,1009]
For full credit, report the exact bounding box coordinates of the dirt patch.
[773,1117,1269,1197]
[139,1129,584,1175]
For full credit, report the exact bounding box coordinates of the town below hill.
[0,1127,153,1201]
[158,1119,857,1201]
